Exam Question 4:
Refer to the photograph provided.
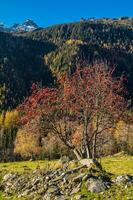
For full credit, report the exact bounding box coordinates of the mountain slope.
[24,20,133,98]
[1,18,133,111]
[0,32,56,111]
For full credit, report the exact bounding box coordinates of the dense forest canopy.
[0,32,55,111]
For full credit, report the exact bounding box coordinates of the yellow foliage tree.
[66,39,84,45]
[0,110,18,129]
[14,129,41,158]
[4,110,18,129]
[0,110,18,161]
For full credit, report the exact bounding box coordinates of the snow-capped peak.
[11,19,39,32]
[0,19,39,33]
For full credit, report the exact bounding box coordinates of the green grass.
[0,160,61,174]
[101,154,133,176]
[0,192,26,200]
[0,155,133,199]
[79,183,133,200]
[0,155,133,176]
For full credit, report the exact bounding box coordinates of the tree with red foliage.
[18,63,127,161]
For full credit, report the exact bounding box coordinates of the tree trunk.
[73,148,82,160]
[83,113,91,159]
[92,133,97,159]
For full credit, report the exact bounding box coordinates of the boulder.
[3,173,18,182]
[80,159,102,171]
[80,159,94,168]
[115,175,133,184]
[47,185,60,195]
[86,177,108,193]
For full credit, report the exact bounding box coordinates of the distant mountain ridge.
[0,19,39,33]
[0,17,133,33]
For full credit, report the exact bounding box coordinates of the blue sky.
[0,0,133,27]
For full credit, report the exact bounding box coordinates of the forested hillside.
[1,18,133,111]
[25,20,133,99]
[0,32,55,111]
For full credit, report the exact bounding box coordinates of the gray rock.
[80,159,94,168]
[115,175,133,184]
[42,195,51,200]
[20,189,31,196]
[55,195,66,200]
[32,178,40,186]
[3,173,18,182]
[80,159,102,170]
[73,173,85,182]
[47,185,60,195]
[37,187,47,195]
[71,187,80,194]
[52,176,63,183]
[75,194,86,200]
[86,177,108,193]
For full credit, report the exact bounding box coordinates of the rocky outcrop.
[1,161,133,200]
[0,162,110,200]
